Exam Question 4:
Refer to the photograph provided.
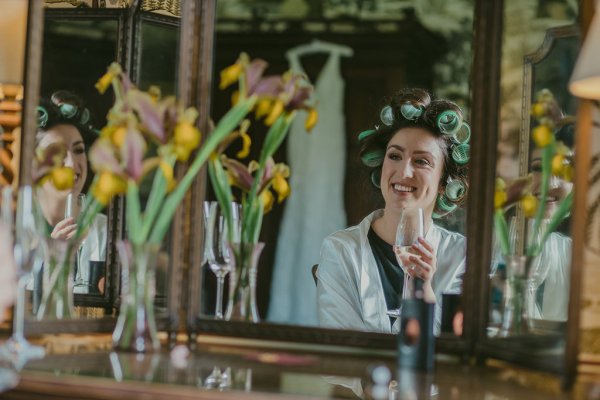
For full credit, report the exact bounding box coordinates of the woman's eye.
[531,163,542,172]
[74,147,86,155]
[415,158,431,167]
[388,152,401,161]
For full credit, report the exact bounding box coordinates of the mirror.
[16,1,182,332]
[193,0,475,341]
[487,0,579,356]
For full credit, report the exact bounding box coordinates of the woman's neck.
[40,198,67,226]
[371,207,433,245]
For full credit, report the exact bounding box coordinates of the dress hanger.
[286,39,354,61]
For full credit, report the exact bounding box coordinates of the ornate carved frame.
[18,1,187,335]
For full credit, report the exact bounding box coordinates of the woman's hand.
[407,237,437,303]
[51,217,77,240]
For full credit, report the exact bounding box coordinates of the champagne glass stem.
[215,275,225,319]
[12,278,26,343]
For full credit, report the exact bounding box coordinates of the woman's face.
[380,127,445,217]
[530,148,573,218]
[38,124,87,196]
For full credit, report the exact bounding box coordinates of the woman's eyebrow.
[72,140,85,147]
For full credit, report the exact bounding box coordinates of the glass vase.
[500,255,534,336]
[112,241,160,352]
[225,242,264,322]
[36,238,76,320]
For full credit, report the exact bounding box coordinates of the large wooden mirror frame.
[183,0,485,356]
[17,0,187,335]
[183,0,589,386]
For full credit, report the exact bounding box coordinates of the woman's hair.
[358,88,470,218]
[35,90,96,146]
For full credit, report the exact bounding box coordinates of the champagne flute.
[0,186,45,369]
[204,201,241,319]
[388,207,424,318]
[66,193,88,292]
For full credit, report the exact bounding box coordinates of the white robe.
[316,210,465,334]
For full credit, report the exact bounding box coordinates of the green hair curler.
[451,143,470,165]
[445,178,466,202]
[436,110,462,136]
[451,122,471,144]
[358,129,377,142]
[361,149,385,167]
[380,105,394,126]
[370,168,381,188]
[436,194,457,213]
[36,106,49,128]
[400,103,423,121]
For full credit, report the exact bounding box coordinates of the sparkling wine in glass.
[66,193,89,291]
[0,186,45,369]
[389,207,424,318]
[204,201,241,319]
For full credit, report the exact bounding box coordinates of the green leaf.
[126,182,143,245]
[208,157,235,241]
[494,210,511,256]
[140,157,174,242]
[530,143,554,241]
[528,191,573,257]
[259,113,294,165]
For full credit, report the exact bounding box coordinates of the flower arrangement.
[210,53,317,245]
[208,53,317,320]
[494,89,574,259]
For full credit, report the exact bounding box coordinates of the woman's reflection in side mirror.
[316,88,469,336]
[32,91,107,300]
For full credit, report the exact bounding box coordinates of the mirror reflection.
[489,0,578,337]
[22,4,182,320]
[200,0,474,335]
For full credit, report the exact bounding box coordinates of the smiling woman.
[316,88,470,334]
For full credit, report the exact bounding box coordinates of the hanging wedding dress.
[267,42,351,326]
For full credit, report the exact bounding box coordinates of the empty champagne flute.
[0,186,45,369]
[388,207,425,319]
[204,201,241,319]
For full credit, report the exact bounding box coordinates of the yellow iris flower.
[255,99,272,119]
[219,63,243,90]
[237,131,251,159]
[50,167,75,191]
[532,124,553,148]
[305,108,318,133]
[494,190,507,210]
[173,121,201,162]
[95,63,122,94]
[264,99,285,126]
[261,190,274,213]
[272,164,290,203]
[520,194,538,218]
[92,171,127,206]
[159,161,176,192]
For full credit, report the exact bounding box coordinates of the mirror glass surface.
[198,0,474,336]
[23,4,181,322]
[488,0,579,339]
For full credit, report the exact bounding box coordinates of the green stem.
[148,97,257,244]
